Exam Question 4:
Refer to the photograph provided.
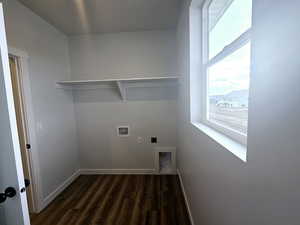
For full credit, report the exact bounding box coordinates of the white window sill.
[191,122,247,162]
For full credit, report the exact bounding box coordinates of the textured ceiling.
[17,0,181,36]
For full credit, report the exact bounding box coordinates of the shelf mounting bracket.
[116,81,126,101]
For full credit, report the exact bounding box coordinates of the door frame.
[8,46,42,213]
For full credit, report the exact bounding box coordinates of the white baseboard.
[79,168,156,175]
[177,169,195,225]
[41,170,80,210]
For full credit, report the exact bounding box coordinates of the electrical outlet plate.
[117,126,130,136]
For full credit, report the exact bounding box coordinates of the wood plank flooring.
[31,175,191,225]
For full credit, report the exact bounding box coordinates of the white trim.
[206,30,251,67]
[201,0,251,147]
[79,169,156,175]
[189,4,203,123]
[8,54,37,212]
[8,46,42,213]
[8,47,29,59]
[42,170,80,210]
[177,169,195,225]
[202,0,210,65]
[202,119,247,146]
[192,122,247,162]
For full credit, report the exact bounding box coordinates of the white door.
[0,3,30,225]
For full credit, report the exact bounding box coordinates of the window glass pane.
[208,42,250,134]
[209,0,252,59]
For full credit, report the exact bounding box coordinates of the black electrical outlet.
[151,137,157,143]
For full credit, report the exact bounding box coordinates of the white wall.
[177,0,300,225]
[69,30,177,80]
[3,0,79,207]
[69,31,178,170]
[75,99,177,170]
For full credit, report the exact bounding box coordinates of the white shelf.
[56,76,179,101]
[56,76,179,86]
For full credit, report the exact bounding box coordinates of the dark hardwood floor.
[31,175,191,225]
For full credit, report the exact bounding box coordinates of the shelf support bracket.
[116,81,126,101]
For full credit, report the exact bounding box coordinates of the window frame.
[201,0,252,146]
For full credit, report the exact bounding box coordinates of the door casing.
[9,54,36,213]
[8,47,42,213]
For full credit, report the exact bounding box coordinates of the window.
[202,0,252,145]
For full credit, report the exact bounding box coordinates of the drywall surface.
[68,30,177,80]
[177,0,300,225]
[69,31,178,170]
[3,0,79,202]
[74,99,177,169]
